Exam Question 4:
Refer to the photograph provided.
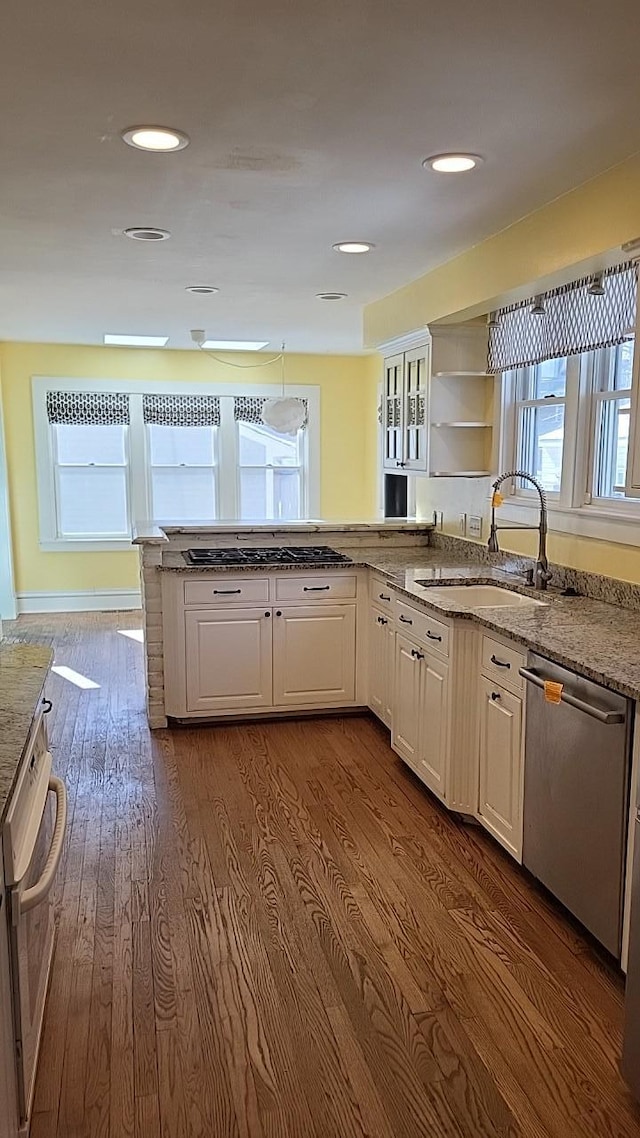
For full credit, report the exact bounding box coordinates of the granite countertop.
[0,641,53,824]
[159,543,640,702]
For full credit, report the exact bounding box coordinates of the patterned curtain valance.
[233,395,308,428]
[46,390,130,426]
[488,261,638,373]
[142,393,220,427]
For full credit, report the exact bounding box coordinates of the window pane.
[148,425,215,466]
[594,397,630,498]
[274,469,301,520]
[518,403,564,491]
[56,424,126,465]
[151,468,216,522]
[533,358,566,399]
[614,340,634,391]
[238,421,300,466]
[239,469,267,519]
[58,467,129,535]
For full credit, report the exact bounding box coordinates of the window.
[33,380,319,549]
[237,420,304,520]
[502,339,639,538]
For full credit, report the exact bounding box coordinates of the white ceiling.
[2,0,640,354]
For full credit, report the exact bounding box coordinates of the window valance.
[142,393,220,427]
[233,395,308,428]
[487,261,638,373]
[46,390,130,425]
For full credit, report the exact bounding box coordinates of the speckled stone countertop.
[160,544,640,702]
[0,641,53,824]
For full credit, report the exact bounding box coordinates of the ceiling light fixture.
[185,285,219,295]
[122,126,189,152]
[423,153,483,173]
[488,311,499,328]
[588,272,606,296]
[123,227,171,241]
[104,333,169,347]
[316,292,347,301]
[201,338,269,351]
[530,295,546,316]
[333,242,374,254]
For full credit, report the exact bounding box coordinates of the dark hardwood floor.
[8,611,640,1137]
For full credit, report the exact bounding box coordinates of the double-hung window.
[234,397,307,521]
[513,357,568,493]
[588,341,633,503]
[143,394,220,523]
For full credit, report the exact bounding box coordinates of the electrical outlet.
[458,512,467,536]
[468,514,483,539]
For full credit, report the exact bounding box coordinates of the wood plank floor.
[8,611,640,1137]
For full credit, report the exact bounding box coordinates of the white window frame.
[234,417,310,522]
[499,342,640,546]
[32,377,321,551]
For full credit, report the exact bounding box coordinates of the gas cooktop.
[183,545,353,567]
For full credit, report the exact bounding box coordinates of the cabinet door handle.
[426,630,442,642]
[490,654,510,669]
[377,616,388,625]
[275,610,282,617]
[491,691,501,701]
[379,594,391,602]
[303,585,330,592]
[213,589,242,595]
[411,649,424,660]
[399,614,413,624]
[42,698,53,714]
[396,461,406,467]
[264,611,271,618]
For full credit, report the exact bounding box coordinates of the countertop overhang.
[132,519,435,545]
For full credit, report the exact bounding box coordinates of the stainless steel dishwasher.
[521,652,633,958]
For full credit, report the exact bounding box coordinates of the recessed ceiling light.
[201,339,269,351]
[185,285,220,295]
[104,333,169,347]
[333,242,374,254]
[423,153,483,173]
[122,126,189,152]
[316,292,347,301]
[123,227,171,241]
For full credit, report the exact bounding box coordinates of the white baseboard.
[16,588,142,614]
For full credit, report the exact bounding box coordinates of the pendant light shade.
[261,341,306,435]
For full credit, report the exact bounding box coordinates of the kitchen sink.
[413,584,547,608]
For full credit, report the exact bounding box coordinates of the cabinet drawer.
[481,634,526,693]
[395,599,450,656]
[184,578,270,606]
[370,575,394,614]
[274,575,357,602]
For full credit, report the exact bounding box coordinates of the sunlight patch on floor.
[52,664,100,690]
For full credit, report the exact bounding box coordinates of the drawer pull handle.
[399,615,413,624]
[490,654,510,669]
[410,649,424,660]
[303,585,331,592]
[377,616,388,625]
[426,631,442,642]
[213,589,242,595]
[491,691,502,701]
[379,594,391,602]
[42,698,53,714]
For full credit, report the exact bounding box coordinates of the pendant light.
[261,343,306,435]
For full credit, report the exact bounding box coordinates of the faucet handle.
[523,568,535,587]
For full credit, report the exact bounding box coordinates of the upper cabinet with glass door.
[382,346,429,473]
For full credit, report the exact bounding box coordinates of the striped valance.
[46,390,130,425]
[233,395,308,428]
[488,261,638,373]
[142,393,220,427]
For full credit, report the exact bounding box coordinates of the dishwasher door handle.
[519,667,626,724]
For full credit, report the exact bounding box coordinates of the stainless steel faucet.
[487,469,552,591]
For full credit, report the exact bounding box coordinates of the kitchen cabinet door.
[417,650,449,803]
[368,606,393,727]
[402,345,429,472]
[185,607,273,712]
[382,354,406,471]
[272,605,356,706]
[477,676,523,860]
[0,889,18,1138]
[392,633,422,768]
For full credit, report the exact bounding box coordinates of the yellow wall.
[0,342,378,594]
[364,152,640,347]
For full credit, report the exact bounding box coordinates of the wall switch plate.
[468,514,483,538]
[458,512,467,536]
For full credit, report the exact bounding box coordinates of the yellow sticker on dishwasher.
[492,491,504,508]
[544,680,563,704]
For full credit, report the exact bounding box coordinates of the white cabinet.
[392,631,450,804]
[0,885,18,1138]
[367,606,394,727]
[273,605,356,707]
[382,346,429,473]
[185,607,273,713]
[477,678,523,860]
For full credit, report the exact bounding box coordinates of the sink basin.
[413,584,547,609]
